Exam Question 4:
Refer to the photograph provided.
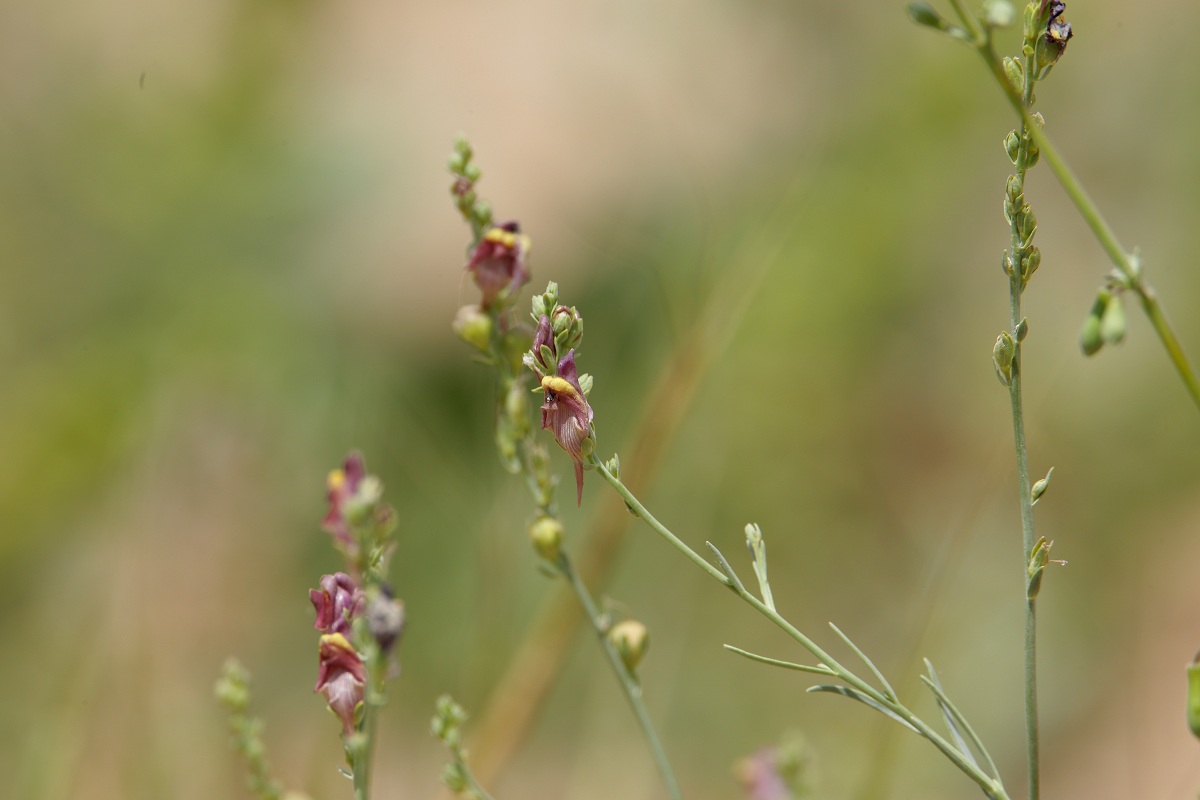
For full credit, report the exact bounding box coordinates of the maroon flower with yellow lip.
[310,572,364,636]
[314,633,366,735]
[465,221,530,310]
[322,453,365,549]
[539,349,593,505]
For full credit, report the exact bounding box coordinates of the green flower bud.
[1018,207,1037,246]
[452,304,493,352]
[529,515,565,562]
[906,2,948,31]
[1015,317,1029,342]
[1080,289,1111,357]
[447,152,466,174]
[1021,246,1041,284]
[1003,56,1023,92]
[453,135,473,159]
[993,331,1016,385]
[1006,173,1023,204]
[1004,131,1021,165]
[1031,466,1053,505]
[1100,293,1126,345]
[609,619,650,674]
[463,163,482,183]
[1188,654,1200,739]
[1001,249,1014,276]
[578,372,593,396]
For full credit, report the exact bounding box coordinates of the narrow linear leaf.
[705,541,746,592]
[922,659,997,779]
[806,685,919,734]
[724,644,834,676]
[828,622,897,700]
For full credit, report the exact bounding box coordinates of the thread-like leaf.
[922,659,997,779]
[828,622,897,700]
[806,685,919,733]
[705,541,745,592]
[724,644,834,676]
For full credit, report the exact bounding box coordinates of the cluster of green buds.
[448,136,493,239]
[1079,279,1128,356]
[432,695,487,800]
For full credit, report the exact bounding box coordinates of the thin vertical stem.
[1004,42,1041,800]
[558,553,684,800]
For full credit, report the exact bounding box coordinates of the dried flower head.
[539,349,594,504]
[465,221,530,310]
[314,633,366,735]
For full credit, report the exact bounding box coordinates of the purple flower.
[322,452,366,549]
[530,314,554,376]
[539,349,593,505]
[735,747,793,800]
[310,572,364,636]
[314,633,366,735]
[465,221,530,310]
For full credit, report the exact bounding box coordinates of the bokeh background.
[3,1,1199,798]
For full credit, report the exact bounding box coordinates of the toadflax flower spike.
[539,349,594,504]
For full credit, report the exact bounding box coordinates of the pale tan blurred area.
[2,1,1200,799]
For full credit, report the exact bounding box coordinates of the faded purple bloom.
[315,633,366,735]
[530,314,554,376]
[366,586,406,655]
[735,748,794,800]
[322,452,366,549]
[539,349,593,505]
[310,572,364,636]
[465,221,530,310]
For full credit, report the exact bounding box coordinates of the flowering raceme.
[465,222,530,310]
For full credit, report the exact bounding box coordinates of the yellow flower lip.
[327,469,346,491]
[541,375,578,397]
[483,227,530,252]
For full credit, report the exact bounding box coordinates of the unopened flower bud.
[452,305,493,352]
[1100,293,1126,345]
[1018,207,1037,245]
[529,515,565,562]
[1031,466,1054,505]
[993,331,1016,385]
[1080,289,1111,356]
[1003,56,1023,91]
[1004,131,1021,165]
[1021,246,1041,284]
[1005,173,1023,204]
[906,2,948,31]
[609,619,650,674]
[1015,317,1029,342]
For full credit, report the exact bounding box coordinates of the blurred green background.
[3,1,1199,798]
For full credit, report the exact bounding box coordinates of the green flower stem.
[972,41,1200,410]
[589,457,1010,800]
[1004,41,1042,800]
[557,552,683,800]
[353,645,387,800]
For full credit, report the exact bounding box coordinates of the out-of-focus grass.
[2,1,1199,799]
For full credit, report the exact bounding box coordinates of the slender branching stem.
[589,457,1011,800]
[973,42,1200,410]
[557,553,683,800]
